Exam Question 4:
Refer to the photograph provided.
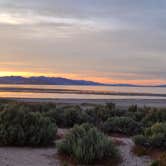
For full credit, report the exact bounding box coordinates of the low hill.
[0,76,103,86]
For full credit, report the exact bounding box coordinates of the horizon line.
[0,75,165,87]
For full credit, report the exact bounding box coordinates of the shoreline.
[0,87,166,97]
[1,97,166,108]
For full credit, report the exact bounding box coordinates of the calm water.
[0,84,166,99]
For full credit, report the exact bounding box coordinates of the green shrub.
[0,109,57,146]
[85,106,111,125]
[103,117,142,135]
[145,122,166,136]
[57,123,118,164]
[142,109,166,127]
[44,108,90,128]
[85,105,127,127]
[1,102,57,113]
[133,135,150,147]
[134,123,166,149]
[149,133,165,148]
[126,109,146,122]
[105,103,116,111]
[145,123,166,148]
[61,108,89,127]
[128,105,138,112]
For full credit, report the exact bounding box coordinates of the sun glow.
[0,71,165,86]
[0,72,35,77]
[0,71,78,79]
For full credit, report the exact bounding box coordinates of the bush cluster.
[133,122,166,149]
[142,109,166,127]
[0,100,165,150]
[0,109,57,146]
[43,103,122,128]
[103,117,142,135]
[44,106,90,128]
[57,123,118,164]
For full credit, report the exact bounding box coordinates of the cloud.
[0,12,94,26]
[0,0,165,84]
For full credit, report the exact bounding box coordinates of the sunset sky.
[0,0,165,85]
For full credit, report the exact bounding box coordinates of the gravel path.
[113,137,152,166]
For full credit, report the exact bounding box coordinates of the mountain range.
[0,76,165,87]
[0,76,103,86]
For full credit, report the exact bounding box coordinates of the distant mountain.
[0,76,104,86]
[0,76,165,87]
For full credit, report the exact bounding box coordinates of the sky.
[0,0,165,85]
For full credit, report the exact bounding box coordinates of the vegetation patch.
[103,117,142,136]
[57,123,119,165]
[133,122,166,149]
[0,109,57,146]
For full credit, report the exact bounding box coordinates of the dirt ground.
[0,147,59,166]
[0,135,152,166]
[112,137,152,166]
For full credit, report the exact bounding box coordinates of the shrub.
[44,108,90,128]
[126,109,146,122]
[85,105,112,125]
[61,108,89,127]
[1,101,57,113]
[0,109,57,146]
[103,117,142,135]
[134,123,166,149]
[84,103,126,126]
[145,123,166,149]
[142,109,166,127]
[105,103,116,111]
[133,135,150,147]
[57,123,118,164]
[149,133,165,148]
[145,122,166,136]
[128,105,138,112]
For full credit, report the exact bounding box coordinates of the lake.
[0,84,166,99]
